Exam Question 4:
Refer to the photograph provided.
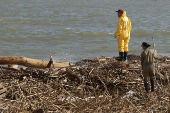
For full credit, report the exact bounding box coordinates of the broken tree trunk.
[0,56,70,68]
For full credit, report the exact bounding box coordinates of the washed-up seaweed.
[0,54,170,113]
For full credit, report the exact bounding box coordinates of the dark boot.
[124,52,128,61]
[118,52,123,61]
[150,79,154,92]
[144,83,149,93]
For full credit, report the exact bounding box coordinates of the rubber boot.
[150,79,154,92]
[144,83,149,93]
[124,52,128,61]
[118,52,123,61]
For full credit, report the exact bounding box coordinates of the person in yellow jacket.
[115,9,131,61]
[141,42,159,93]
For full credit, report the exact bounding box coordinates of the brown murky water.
[0,0,170,63]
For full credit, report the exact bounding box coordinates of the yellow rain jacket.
[115,11,131,52]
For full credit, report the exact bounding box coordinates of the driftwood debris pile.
[0,55,170,113]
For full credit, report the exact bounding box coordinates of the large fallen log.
[0,56,70,68]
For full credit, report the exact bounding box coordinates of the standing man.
[141,42,159,93]
[115,9,131,61]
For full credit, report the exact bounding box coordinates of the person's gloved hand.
[115,35,118,39]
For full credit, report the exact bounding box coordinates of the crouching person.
[141,42,159,93]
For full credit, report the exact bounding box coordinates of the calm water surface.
[0,0,170,63]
